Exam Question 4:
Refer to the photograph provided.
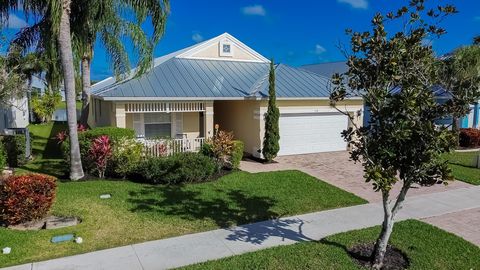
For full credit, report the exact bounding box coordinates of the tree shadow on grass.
[19,122,68,178]
[128,185,279,228]
[128,185,314,245]
[42,122,66,159]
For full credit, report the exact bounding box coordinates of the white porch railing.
[139,137,206,157]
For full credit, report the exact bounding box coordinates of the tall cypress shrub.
[262,60,280,162]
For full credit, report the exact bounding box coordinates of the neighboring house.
[0,95,29,132]
[302,61,480,129]
[89,33,364,157]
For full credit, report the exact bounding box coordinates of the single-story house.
[89,33,363,157]
[302,62,480,129]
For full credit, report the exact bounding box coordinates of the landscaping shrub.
[204,127,234,168]
[110,137,144,178]
[137,152,218,184]
[0,143,6,169]
[1,135,28,167]
[0,174,56,225]
[230,140,244,170]
[31,89,61,123]
[88,135,112,178]
[459,128,480,148]
[62,127,135,176]
[200,141,214,157]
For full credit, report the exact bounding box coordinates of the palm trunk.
[79,56,91,125]
[58,0,84,180]
[372,184,409,269]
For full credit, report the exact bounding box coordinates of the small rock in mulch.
[348,243,409,270]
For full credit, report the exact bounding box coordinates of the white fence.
[140,138,205,157]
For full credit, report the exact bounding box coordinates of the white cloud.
[4,14,27,29]
[337,0,368,9]
[241,5,266,16]
[314,44,326,55]
[192,33,204,43]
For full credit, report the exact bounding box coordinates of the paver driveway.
[422,208,480,246]
[240,151,472,202]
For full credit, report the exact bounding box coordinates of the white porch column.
[115,102,126,128]
[204,101,214,138]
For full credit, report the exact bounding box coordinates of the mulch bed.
[242,156,279,164]
[348,242,409,270]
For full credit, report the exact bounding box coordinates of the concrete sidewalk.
[4,186,480,270]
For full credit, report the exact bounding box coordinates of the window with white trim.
[144,113,171,138]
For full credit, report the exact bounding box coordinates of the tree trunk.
[58,0,84,180]
[79,56,91,126]
[372,185,409,269]
[27,77,34,123]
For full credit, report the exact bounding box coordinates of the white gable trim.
[176,33,270,63]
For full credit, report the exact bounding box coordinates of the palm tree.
[58,0,84,180]
[1,0,85,180]
[71,0,169,125]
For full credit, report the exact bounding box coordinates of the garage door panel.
[278,113,348,156]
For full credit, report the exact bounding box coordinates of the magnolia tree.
[329,1,480,268]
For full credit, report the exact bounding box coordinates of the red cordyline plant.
[88,135,112,178]
[55,124,88,144]
[55,130,68,144]
[77,124,87,132]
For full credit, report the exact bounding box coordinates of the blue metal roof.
[301,61,348,79]
[93,59,334,100]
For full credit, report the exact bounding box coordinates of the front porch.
[113,101,214,154]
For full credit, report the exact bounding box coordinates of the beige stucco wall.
[90,99,115,127]
[215,99,364,157]
[190,43,258,61]
[214,100,262,156]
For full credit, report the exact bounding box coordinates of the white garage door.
[278,112,349,156]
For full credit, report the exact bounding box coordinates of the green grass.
[0,171,366,267]
[442,151,480,185]
[182,220,480,270]
[2,121,368,267]
[56,100,83,110]
[17,122,68,178]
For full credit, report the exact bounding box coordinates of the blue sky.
[3,0,480,81]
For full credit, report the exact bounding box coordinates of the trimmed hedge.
[459,128,480,148]
[136,152,219,184]
[0,174,56,225]
[1,135,29,167]
[231,140,244,170]
[0,143,6,169]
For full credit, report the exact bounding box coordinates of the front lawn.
[16,122,67,178]
[0,170,366,267]
[442,151,480,185]
[182,220,480,270]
